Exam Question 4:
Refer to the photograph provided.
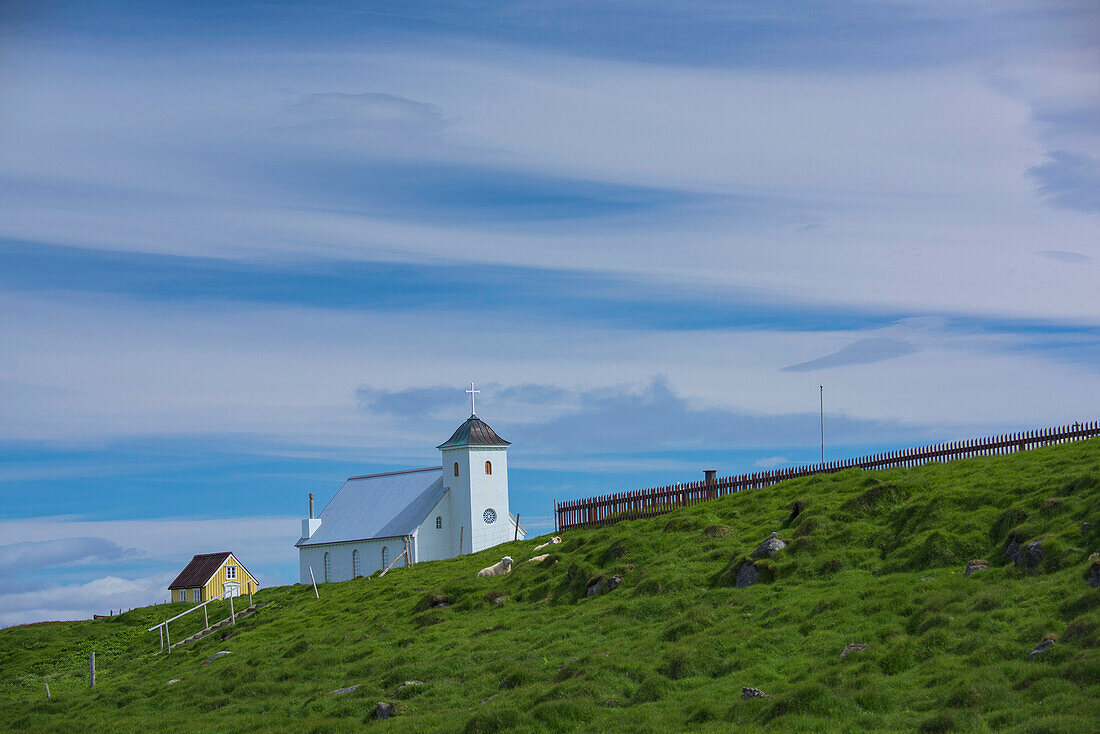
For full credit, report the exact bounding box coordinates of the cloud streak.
[781,337,920,372]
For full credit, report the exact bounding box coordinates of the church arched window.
[381,546,389,569]
[323,552,331,582]
[484,460,492,475]
[454,462,459,477]
[435,516,442,529]
[352,549,361,577]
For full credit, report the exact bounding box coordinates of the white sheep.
[476,556,514,577]
[527,554,550,563]
[533,536,562,552]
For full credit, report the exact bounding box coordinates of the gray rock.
[396,681,423,693]
[330,685,359,695]
[586,575,623,597]
[839,643,867,659]
[919,576,935,582]
[1023,541,1044,572]
[735,561,759,588]
[1003,539,1023,568]
[479,693,498,705]
[167,679,180,685]
[1088,553,1099,588]
[1028,638,1055,661]
[965,560,989,577]
[752,536,787,558]
[493,596,506,605]
[741,687,770,699]
[202,651,231,666]
[374,702,395,719]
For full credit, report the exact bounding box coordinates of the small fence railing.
[555,420,1100,531]
[147,587,253,653]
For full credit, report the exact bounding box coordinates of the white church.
[296,394,527,583]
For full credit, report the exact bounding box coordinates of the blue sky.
[1,0,1098,625]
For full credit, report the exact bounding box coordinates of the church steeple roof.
[437,415,510,449]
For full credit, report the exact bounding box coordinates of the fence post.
[230,594,235,624]
[309,566,319,599]
[204,604,209,630]
[514,514,521,541]
[89,651,95,687]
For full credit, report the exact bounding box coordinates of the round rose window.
[483,508,497,524]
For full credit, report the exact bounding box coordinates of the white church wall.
[413,491,453,562]
[298,537,409,584]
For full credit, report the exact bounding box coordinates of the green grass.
[2,439,1098,732]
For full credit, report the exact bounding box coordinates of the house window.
[454,462,459,477]
[193,588,201,603]
[484,461,492,475]
[352,549,361,577]
[226,565,237,580]
[435,516,442,529]
[381,546,389,569]
[323,552,331,582]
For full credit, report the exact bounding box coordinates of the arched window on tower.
[484,460,492,475]
[323,552,331,582]
[435,516,442,529]
[381,546,389,569]
[352,549,361,577]
[454,462,459,477]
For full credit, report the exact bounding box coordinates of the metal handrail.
[147,587,234,632]
[148,586,253,653]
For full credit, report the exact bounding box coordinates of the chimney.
[302,493,322,539]
[704,470,717,485]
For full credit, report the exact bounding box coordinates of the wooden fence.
[554,421,1100,531]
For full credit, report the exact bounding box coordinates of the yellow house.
[168,551,258,604]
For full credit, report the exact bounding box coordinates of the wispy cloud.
[781,337,919,372]
[753,456,789,469]
[1027,151,1100,213]
[1038,250,1093,264]
[0,538,130,578]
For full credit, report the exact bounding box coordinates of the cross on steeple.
[466,382,480,416]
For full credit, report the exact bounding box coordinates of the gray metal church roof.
[295,467,445,547]
[437,415,510,450]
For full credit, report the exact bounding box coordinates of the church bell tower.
[437,385,515,554]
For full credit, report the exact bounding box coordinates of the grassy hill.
[2,439,1098,733]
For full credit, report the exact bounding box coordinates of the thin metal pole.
[89,651,95,687]
[514,514,520,542]
[230,594,236,624]
[819,385,824,465]
[309,566,319,599]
